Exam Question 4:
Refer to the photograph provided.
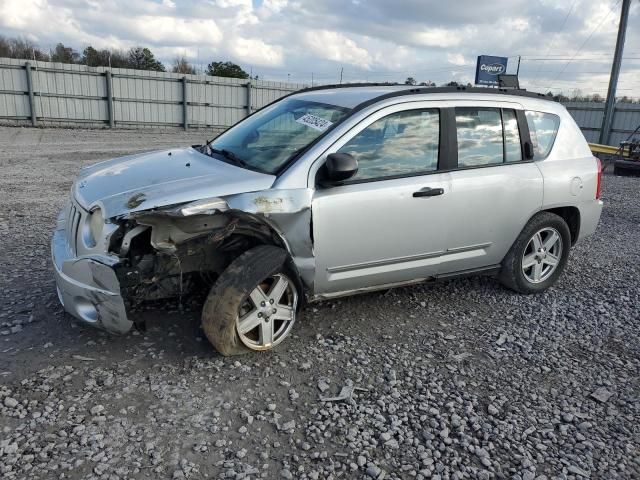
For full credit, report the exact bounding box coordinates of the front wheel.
[499,212,571,294]
[201,245,300,356]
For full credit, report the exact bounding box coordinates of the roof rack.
[294,83,554,103]
[294,82,401,93]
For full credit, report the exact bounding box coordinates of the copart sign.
[475,55,508,86]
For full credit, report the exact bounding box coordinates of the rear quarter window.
[525,111,560,159]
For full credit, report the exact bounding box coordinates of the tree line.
[0,36,253,79]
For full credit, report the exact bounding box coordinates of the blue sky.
[1,0,638,96]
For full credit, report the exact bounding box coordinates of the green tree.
[82,46,106,66]
[128,47,165,71]
[404,77,417,85]
[81,46,129,68]
[172,56,196,75]
[206,61,249,79]
[50,43,80,64]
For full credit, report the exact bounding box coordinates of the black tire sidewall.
[501,213,572,294]
[201,245,298,356]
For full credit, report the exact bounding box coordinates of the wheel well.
[543,206,580,245]
[116,213,302,304]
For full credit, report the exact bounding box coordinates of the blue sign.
[475,55,508,86]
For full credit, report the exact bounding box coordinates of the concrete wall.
[0,58,304,130]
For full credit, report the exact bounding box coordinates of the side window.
[337,109,439,181]
[525,111,560,159]
[503,110,522,162]
[455,107,524,167]
[455,108,503,167]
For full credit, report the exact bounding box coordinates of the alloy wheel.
[521,227,563,284]
[235,273,297,350]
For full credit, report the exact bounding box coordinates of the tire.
[201,245,300,356]
[614,161,640,177]
[499,212,571,294]
[613,165,626,176]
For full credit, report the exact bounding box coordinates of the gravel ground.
[0,126,638,480]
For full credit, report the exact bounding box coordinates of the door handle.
[413,187,444,198]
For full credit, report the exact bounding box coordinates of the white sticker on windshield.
[295,113,333,132]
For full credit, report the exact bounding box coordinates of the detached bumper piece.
[52,220,133,334]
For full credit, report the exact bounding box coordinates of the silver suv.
[52,85,603,355]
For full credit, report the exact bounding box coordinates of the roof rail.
[293,83,554,103]
[294,82,401,93]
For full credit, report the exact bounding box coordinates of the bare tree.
[0,36,11,58]
[1,37,49,61]
[172,56,196,75]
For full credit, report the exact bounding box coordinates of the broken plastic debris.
[320,385,368,404]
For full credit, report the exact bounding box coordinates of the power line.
[544,0,622,90]
[529,0,579,85]
[524,56,639,61]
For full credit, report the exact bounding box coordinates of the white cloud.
[122,16,223,45]
[261,0,288,13]
[303,30,372,69]
[410,28,464,48]
[447,53,469,66]
[230,37,283,67]
[0,0,637,94]
[0,0,69,31]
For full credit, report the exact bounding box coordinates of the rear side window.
[455,107,523,167]
[525,111,560,159]
[503,110,522,162]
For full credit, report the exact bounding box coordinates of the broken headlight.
[179,197,229,216]
[83,207,104,248]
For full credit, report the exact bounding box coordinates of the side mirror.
[524,141,534,160]
[325,153,358,182]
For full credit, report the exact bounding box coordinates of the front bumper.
[51,207,133,334]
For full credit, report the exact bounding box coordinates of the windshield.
[205,98,351,174]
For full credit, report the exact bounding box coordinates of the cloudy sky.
[1,0,639,96]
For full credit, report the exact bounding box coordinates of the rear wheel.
[499,212,571,294]
[201,245,300,356]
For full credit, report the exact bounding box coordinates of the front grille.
[66,202,82,255]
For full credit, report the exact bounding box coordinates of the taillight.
[595,156,603,200]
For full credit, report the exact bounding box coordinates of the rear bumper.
[51,209,132,334]
[577,200,604,242]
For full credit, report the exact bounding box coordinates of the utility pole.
[599,0,631,145]
[339,67,343,84]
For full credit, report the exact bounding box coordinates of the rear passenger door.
[438,103,544,275]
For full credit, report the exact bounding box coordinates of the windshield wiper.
[209,148,249,169]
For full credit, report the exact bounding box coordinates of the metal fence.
[0,58,305,130]
[563,101,640,146]
[1,58,639,146]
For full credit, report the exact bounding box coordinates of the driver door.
[312,104,451,295]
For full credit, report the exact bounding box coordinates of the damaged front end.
[52,188,314,335]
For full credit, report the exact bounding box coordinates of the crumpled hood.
[73,148,276,218]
